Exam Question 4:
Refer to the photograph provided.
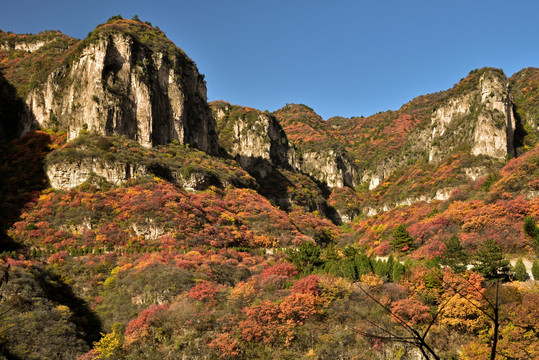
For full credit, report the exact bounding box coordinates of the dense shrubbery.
[0,30,78,96]
[273,103,343,153]
[4,243,529,360]
[8,176,340,251]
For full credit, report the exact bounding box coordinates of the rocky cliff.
[21,20,218,153]
[273,104,357,188]
[44,132,255,191]
[426,68,515,162]
[347,68,518,193]
[293,148,356,188]
[46,159,148,190]
[212,101,292,178]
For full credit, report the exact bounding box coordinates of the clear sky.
[1,0,538,119]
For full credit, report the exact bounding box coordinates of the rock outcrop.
[292,149,356,188]
[213,102,357,188]
[273,104,357,188]
[46,159,149,190]
[24,20,218,153]
[212,101,292,178]
[360,68,517,191]
[46,157,236,191]
[427,69,516,162]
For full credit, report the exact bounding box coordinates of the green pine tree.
[523,216,539,254]
[286,242,323,274]
[441,235,468,273]
[386,255,395,281]
[473,239,512,281]
[392,262,406,282]
[390,224,414,252]
[531,259,539,280]
[354,254,373,276]
[513,258,528,282]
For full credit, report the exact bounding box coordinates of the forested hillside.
[0,15,538,359]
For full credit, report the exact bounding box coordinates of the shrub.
[531,259,539,280]
[513,258,528,281]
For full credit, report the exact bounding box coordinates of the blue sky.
[1,0,538,119]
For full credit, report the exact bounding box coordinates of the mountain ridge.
[0,17,538,360]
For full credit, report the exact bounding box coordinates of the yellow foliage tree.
[93,323,123,359]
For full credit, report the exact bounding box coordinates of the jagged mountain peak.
[16,18,218,153]
[67,17,195,69]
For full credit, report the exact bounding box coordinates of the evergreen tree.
[390,224,414,252]
[523,216,539,254]
[286,242,323,274]
[531,259,539,280]
[473,239,512,281]
[523,216,538,238]
[441,235,468,273]
[323,244,341,262]
[386,255,395,281]
[513,258,528,282]
[343,245,358,259]
[354,254,373,276]
[392,262,406,282]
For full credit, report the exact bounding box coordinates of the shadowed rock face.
[212,102,293,178]
[24,28,218,153]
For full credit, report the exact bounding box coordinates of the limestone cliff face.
[230,113,290,178]
[213,102,357,188]
[0,41,48,52]
[46,159,149,190]
[361,157,400,190]
[46,158,230,191]
[472,73,516,158]
[427,69,515,162]
[292,149,356,188]
[25,22,218,153]
[212,102,291,178]
[362,69,517,192]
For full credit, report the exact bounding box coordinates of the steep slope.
[274,104,357,188]
[1,19,218,152]
[211,101,292,178]
[44,132,255,191]
[0,30,78,99]
[0,71,24,141]
[328,68,517,192]
[510,67,539,153]
[0,30,77,139]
